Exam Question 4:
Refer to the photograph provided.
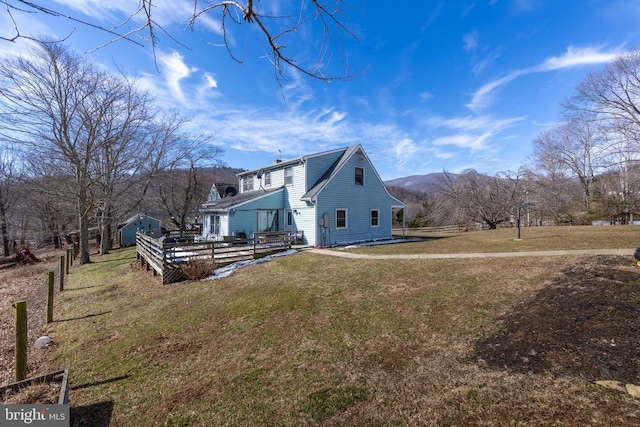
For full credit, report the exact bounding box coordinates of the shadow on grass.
[65,284,107,291]
[71,401,114,427]
[70,375,130,391]
[54,311,112,323]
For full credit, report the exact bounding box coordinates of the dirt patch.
[472,255,640,384]
[0,249,64,386]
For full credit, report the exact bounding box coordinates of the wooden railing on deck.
[136,231,293,284]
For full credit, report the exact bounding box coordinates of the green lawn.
[48,226,640,426]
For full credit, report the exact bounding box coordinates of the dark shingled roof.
[200,186,284,211]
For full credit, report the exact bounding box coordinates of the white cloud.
[158,50,197,101]
[471,51,501,76]
[427,114,524,132]
[467,45,622,112]
[52,0,223,35]
[204,73,218,89]
[432,133,492,151]
[51,0,132,20]
[536,45,621,71]
[422,114,524,157]
[463,30,479,52]
[420,91,433,101]
[390,138,421,170]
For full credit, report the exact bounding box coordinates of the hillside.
[385,172,455,193]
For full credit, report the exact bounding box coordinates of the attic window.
[355,167,364,186]
[284,167,293,185]
[242,176,254,192]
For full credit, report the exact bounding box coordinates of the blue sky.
[1,1,638,180]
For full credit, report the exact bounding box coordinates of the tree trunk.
[78,183,91,265]
[99,205,111,255]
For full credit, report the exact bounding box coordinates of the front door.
[284,209,293,232]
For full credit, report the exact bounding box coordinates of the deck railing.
[136,231,293,284]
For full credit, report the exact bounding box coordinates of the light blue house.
[200,145,406,246]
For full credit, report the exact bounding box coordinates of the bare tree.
[532,113,606,211]
[566,50,640,138]
[0,42,167,263]
[556,50,640,220]
[520,165,583,225]
[155,137,223,234]
[434,169,522,229]
[1,1,360,82]
[86,75,165,255]
[0,146,20,255]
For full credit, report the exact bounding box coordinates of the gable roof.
[301,145,359,202]
[118,213,160,229]
[301,145,406,207]
[200,186,284,211]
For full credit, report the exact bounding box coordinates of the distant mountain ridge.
[385,172,456,193]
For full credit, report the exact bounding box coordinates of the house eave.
[200,187,285,212]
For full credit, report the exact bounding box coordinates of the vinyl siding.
[315,153,395,245]
[227,190,286,237]
[305,149,345,191]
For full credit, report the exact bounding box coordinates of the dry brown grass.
[378,224,640,255]
[0,248,65,387]
[2,381,61,404]
[4,228,640,425]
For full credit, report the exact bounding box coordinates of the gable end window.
[355,166,364,186]
[336,208,347,229]
[370,209,379,227]
[284,167,293,185]
[242,176,254,192]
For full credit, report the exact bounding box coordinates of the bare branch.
[6,0,145,47]
[2,1,361,83]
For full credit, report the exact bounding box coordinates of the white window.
[355,166,364,186]
[242,176,254,192]
[264,171,271,186]
[336,208,347,229]
[284,167,293,185]
[370,209,379,227]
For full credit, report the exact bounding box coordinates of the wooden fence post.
[14,300,27,381]
[65,249,70,274]
[47,271,55,324]
[59,255,65,291]
[68,247,73,266]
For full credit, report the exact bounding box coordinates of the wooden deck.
[136,231,293,284]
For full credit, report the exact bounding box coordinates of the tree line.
[391,49,640,230]
[0,42,235,264]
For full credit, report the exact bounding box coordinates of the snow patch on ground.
[205,249,298,280]
[203,237,422,279]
